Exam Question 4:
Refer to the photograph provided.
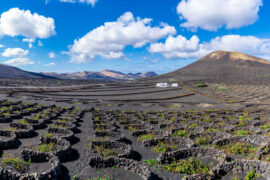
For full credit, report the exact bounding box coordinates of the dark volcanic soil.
[0,62,270,180]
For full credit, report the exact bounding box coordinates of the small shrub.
[204,118,212,123]
[205,128,219,133]
[37,142,56,152]
[172,130,188,137]
[218,142,257,155]
[43,133,52,138]
[244,168,260,180]
[163,158,211,175]
[218,86,229,91]
[151,142,178,153]
[58,119,67,123]
[57,81,63,86]
[143,159,158,167]
[53,124,65,128]
[195,137,210,145]
[188,123,197,128]
[5,128,17,132]
[234,130,251,136]
[19,120,27,125]
[137,134,155,141]
[195,84,208,88]
[260,123,270,130]
[0,154,31,172]
[94,145,117,158]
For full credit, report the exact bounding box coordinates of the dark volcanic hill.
[0,64,54,79]
[148,50,270,84]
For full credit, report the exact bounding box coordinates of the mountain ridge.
[42,70,158,80]
[0,64,55,79]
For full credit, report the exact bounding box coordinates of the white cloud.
[38,40,43,47]
[67,12,176,63]
[2,48,29,58]
[149,35,270,60]
[4,57,34,66]
[149,35,200,59]
[0,44,4,48]
[48,52,56,58]
[22,38,35,48]
[177,0,262,31]
[60,0,98,7]
[0,8,56,39]
[45,62,57,67]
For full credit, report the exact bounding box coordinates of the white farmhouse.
[156,83,169,88]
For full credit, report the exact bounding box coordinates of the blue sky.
[0,0,269,74]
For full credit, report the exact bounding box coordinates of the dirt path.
[61,112,93,179]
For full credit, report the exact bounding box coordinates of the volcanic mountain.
[0,64,54,79]
[149,50,270,84]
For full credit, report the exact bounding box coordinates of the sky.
[0,0,269,74]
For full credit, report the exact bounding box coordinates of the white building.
[171,83,179,87]
[156,83,169,88]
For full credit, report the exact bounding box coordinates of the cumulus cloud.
[149,35,200,59]
[67,12,176,63]
[60,0,98,7]
[2,48,29,58]
[0,8,56,39]
[149,35,270,60]
[22,38,35,48]
[2,47,34,66]
[45,62,57,67]
[177,0,262,31]
[48,52,56,58]
[4,57,34,66]
[0,44,4,48]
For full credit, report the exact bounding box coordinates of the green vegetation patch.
[244,168,261,180]
[233,130,252,136]
[172,130,188,137]
[143,159,158,167]
[162,158,211,175]
[36,142,56,152]
[87,174,114,180]
[195,137,210,145]
[127,126,139,132]
[5,128,17,132]
[19,120,28,125]
[205,128,220,133]
[0,154,31,172]
[195,83,208,88]
[218,142,258,155]
[53,124,66,129]
[58,119,68,123]
[33,115,41,121]
[93,145,118,158]
[188,123,198,128]
[151,142,178,153]
[43,133,53,138]
[218,86,229,91]
[137,134,155,141]
[260,123,270,130]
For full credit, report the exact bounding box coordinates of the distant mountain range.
[3,50,270,84]
[42,70,158,80]
[0,63,158,80]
